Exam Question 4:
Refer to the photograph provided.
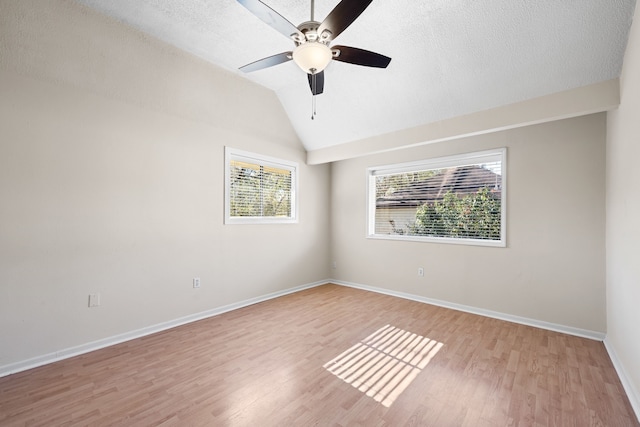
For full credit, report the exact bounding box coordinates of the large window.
[367,148,506,246]
[225,147,298,224]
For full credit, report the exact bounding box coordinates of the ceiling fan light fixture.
[292,42,332,73]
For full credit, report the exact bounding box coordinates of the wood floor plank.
[0,284,637,426]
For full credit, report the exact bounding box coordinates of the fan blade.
[239,52,292,73]
[318,0,373,40]
[237,0,304,40]
[332,45,391,68]
[307,71,325,95]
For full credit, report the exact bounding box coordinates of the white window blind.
[225,148,298,224]
[367,148,506,246]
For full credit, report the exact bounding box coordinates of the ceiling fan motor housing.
[293,21,332,44]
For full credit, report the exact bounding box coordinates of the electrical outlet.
[332,261,337,270]
[193,277,201,288]
[88,293,101,307]
[417,268,424,277]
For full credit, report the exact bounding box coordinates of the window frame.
[366,148,507,247]
[225,147,298,225]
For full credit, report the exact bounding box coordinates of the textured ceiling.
[75,0,636,152]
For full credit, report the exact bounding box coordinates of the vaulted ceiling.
[76,0,636,152]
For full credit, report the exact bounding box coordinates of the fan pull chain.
[312,93,316,120]
[311,70,317,120]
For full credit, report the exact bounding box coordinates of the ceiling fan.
[236,0,391,100]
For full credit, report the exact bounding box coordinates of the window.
[367,148,506,246]
[225,147,298,224]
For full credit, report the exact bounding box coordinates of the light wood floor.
[1,284,637,426]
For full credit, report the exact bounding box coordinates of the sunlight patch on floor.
[323,324,443,407]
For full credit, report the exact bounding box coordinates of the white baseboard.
[0,279,612,379]
[0,280,326,378]
[604,338,640,423]
[331,279,606,341]
[4,279,633,421]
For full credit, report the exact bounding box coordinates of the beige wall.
[331,114,606,333]
[0,0,330,368]
[606,0,640,414]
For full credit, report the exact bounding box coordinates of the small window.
[367,148,506,247]
[225,147,298,224]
